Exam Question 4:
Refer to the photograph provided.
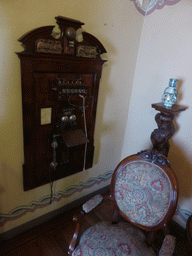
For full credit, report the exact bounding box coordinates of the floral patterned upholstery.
[72,221,156,256]
[115,160,171,226]
[70,156,178,256]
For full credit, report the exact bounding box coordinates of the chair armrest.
[68,194,103,255]
[82,194,103,213]
[159,234,176,256]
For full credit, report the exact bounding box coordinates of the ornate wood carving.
[36,39,62,54]
[77,45,98,58]
[151,112,175,157]
[138,102,187,167]
[17,16,107,191]
[138,148,170,167]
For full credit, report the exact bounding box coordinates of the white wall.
[1,0,191,235]
[0,0,144,233]
[122,0,192,227]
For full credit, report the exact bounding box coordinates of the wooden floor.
[0,197,191,256]
[0,198,114,256]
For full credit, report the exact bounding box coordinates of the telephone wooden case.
[17,16,106,191]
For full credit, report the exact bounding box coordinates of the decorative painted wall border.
[0,170,191,228]
[132,0,181,16]
[0,171,113,225]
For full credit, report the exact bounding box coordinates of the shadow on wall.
[176,79,184,103]
[168,139,192,225]
[166,84,191,198]
[93,60,113,166]
[169,141,192,200]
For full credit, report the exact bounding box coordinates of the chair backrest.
[110,154,178,232]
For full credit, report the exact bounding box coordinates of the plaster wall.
[122,0,192,228]
[0,0,144,233]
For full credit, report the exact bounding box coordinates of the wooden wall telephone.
[17,16,106,191]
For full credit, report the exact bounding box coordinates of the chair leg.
[112,209,119,224]
[147,231,157,245]
[68,211,85,255]
[163,223,170,235]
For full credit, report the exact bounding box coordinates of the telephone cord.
[49,168,54,204]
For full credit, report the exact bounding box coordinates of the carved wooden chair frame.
[68,153,179,255]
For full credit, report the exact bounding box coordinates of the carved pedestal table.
[138,102,187,167]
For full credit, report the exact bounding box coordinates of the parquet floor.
[0,197,191,255]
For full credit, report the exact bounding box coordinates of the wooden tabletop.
[151,102,187,115]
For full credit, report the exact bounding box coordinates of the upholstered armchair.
[68,154,178,256]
